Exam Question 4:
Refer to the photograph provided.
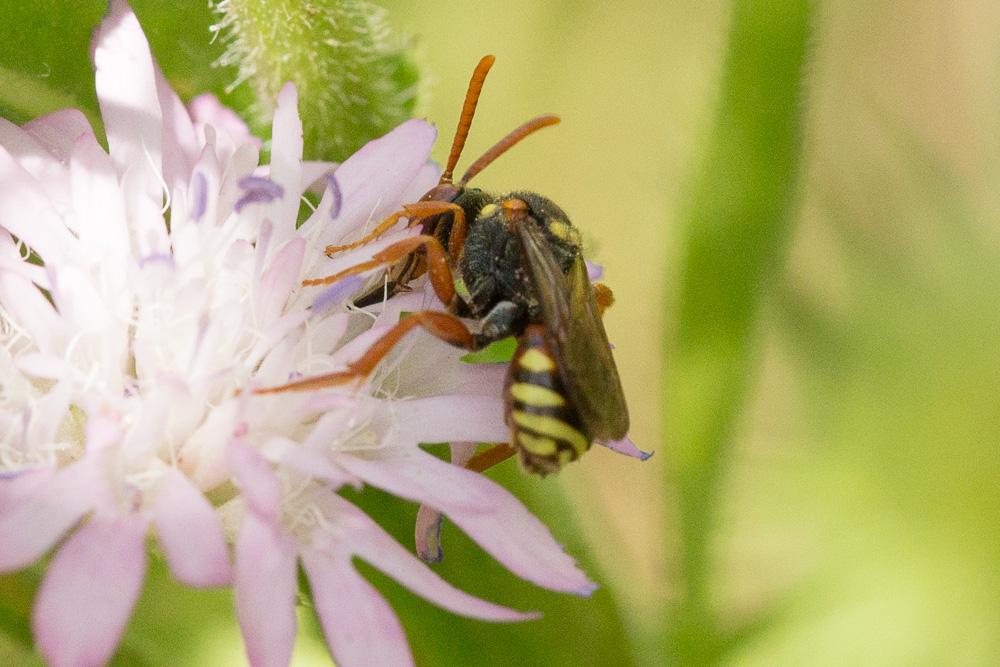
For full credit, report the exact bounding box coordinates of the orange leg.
[306,234,458,307]
[325,201,466,259]
[255,311,476,394]
[464,444,517,472]
[593,283,615,316]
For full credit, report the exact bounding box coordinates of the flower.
[0,1,625,666]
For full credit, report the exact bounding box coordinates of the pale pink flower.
[0,2,609,666]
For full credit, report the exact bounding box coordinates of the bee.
[262,55,629,475]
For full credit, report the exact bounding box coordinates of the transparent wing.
[516,222,630,441]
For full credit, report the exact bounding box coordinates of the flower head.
[0,2,609,666]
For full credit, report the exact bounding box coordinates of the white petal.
[154,61,199,192]
[260,436,359,489]
[0,460,97,572]
[178,401,239,490]
[301,160,337,193]
[391,338,509,398]
[93,0,169,256]
[299,120,437,248]
[397,162,441,203]
[153,470,232,587]
[32,513,148,667]
[319,492,537,622]
[0,117,69,205]
[256,237,305,327]
[229,441,282,520]
[391,395,509,445]
[268,83,304,244]
[188,93,260,158]
[597,436,653,460]
[23,109,95,161]
[0,467,53,512]
[0,145,76,263]
[93,0,162,190]
[70,126,131,264]
[334,450,596,595]
[301,548,414,667]
[235,512,298,667]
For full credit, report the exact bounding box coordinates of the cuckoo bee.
[261,56,629,475]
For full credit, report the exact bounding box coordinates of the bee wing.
[516,221,630,441]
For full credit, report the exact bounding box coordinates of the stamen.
[234,176,284,212]
[326,173,343,219]
[191,171,209,222]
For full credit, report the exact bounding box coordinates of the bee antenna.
[458,115,561,187]
[441,55,496,184]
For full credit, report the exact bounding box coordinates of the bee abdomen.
[505,325,590,475]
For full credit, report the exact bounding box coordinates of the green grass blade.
[663,0,814,660]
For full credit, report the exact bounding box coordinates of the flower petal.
[235,512,298,667]
[318,492,537,622]
[415,443,477,562]
[23,108,95,161]
[0,117,68,202]
[229,440,282,520]
[397,162,441,204]
[32,513,148,667]
[0,231,66,355]
[260,436,359,490]
[92,0,168,254]
[93,0,161,182]
[256,237,305,327]
[0,467,53,512]
[299,119,437,248]
[69,132,131,270]
[391,395,509,445]
[301,548,414,667]
[153,61,199,192]
[333,450,596,595]
[268,82,304,244]
[152,469,232,587]
[0,461,98,571]
[597,436,653,460]
[0,145,77,263]
[188,93,260,151]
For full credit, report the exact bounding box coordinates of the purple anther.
[326,172,343,220]
[235,175,284,212]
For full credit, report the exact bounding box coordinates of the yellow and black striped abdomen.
[505,324,591,475]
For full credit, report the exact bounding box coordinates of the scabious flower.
[0,2,615,666]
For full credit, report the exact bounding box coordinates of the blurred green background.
[3,0,1000,664]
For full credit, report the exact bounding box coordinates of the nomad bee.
[262,56,629,475]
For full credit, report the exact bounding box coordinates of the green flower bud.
[213,0,421,161]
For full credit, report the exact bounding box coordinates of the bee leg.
[305,234,460,310]
[464,444,517,472]
[324,201,466,256]
[593,283,614,316]
[255,311,477,394]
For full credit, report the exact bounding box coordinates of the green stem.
[663,0,813,661]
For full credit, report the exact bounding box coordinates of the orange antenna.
[441,55,496,184]
[459,115,561,186]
